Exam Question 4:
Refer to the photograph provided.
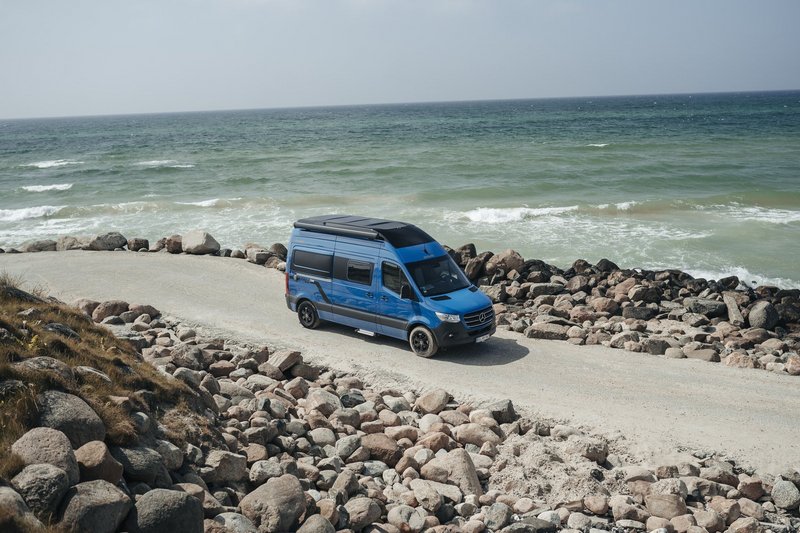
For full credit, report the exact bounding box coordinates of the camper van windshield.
[405,255,470,297]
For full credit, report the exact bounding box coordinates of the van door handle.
[380,296,389,302]
[365,292,374,298]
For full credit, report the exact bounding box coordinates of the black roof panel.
[294,215,435,248]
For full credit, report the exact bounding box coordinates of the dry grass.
[0,281,194,483]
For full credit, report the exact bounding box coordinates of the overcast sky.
[1,0,798,119]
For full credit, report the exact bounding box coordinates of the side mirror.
[400,283,412,300]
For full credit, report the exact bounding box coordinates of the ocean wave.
[175,198,243,208]
[699,204,800,224]
[135,160,195,169]
[677,266,800,289]
[0,205,65,222]
[586,143,609,147]
[459,205,579,224]
[21,183,74,192]
[22,159,83,169]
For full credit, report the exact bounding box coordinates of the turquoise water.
[1,91,799,286]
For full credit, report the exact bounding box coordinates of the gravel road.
[2,251,798,475]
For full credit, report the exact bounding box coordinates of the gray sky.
[1,0,798,119]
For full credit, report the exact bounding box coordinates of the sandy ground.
[2,251,798,475]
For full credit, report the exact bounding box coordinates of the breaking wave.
[0,205,66,222]
[21,183,74,192]
[22,160,83,169]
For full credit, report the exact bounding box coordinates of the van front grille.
[463,306,494,328]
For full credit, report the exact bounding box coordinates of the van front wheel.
[409,326,438,358]
[297,301,320,329]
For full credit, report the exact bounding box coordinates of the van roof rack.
[294,215,434,248]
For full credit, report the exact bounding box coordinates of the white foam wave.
[679,266,800,289]
[176,198,231,208]
[136,160,194,169]
[586,143,609,147]
[460,205,579,224]
[0,205,65,222]
[21,183,74,192]
[615,201,637,210]
[731,206,800,224]
[23,159,83,169]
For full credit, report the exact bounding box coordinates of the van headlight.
[435,312,461,323]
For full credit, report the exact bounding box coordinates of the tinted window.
[292,250,333,277]
[406,255,470,297]
[382,262,402,293]
[347,260,373,285]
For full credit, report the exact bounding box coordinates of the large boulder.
[11,463,70,522]
[124,489,203,533]
[75,441,124,484]
[92,300,130,322]
[37,390,106,448]
[58,480,132,533]
[86,232,127,251]
[485,249,524,275]
[203,451,247,484]
[684,297,728,318]
[182,230,221,255]
[20,239,57,252]
[11,427,79,486]
[344,497,381,530]
[239,474,305,532]
[165,235,183,254]
[0,486,44,531]
[414,389,450,415]
[748,300,779,330]
[421,448,483,497]
[360,433,401,467]
[57,236,88,251]
[110,446,164,485]
[524,323,570,340]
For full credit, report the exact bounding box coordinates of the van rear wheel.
[298,301,320,329]
[409,326,438,358]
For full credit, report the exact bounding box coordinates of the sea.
[1,91,799,288]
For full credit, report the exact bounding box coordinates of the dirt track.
[2,251,798,474]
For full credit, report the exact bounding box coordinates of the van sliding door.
[329,250,378,332]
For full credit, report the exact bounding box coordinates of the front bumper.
[432,321,496,348]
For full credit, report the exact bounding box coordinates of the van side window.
[382,262,407,294]
[292,250,333,277]
[347,260,373,285]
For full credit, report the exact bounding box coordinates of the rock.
[485,249,525,275]
[239,474,305,532]
[75,441,124,484]
[723,293,745,326]
[306,388,342,416]
[693,509,725,532]
[684,348,720,362]
[12,427,79,486]
[37,390,106,448]
[20,239,57,252]
[684,298,727,318]
[213,512,259,533]
[16,356,75,382]
[164,234,183,253]
[567,436,608,463]
[665,347,685,359]
[0,486,44,531]
[110,446,164,485]
[748,300,779,330]
[361,433,401,466]
[73,298,100,316]
[622,306,658,320]
[11,463,70,522]
[453,423,502,447]
[786,355,800,376]
[246,247,272,265]
[92,299,130,322]
[528,283,564,298]
[128,237,150,251]
[421,448,483,497]
[269,349,302,371]
[464,257,486,280]
[298,514,336,533]
[415,389,451,414]
[58,480,132,533]
[203,450,247,484]
[125,488,203,533]
[412,479,443,512]
[645,494,687,519]
[487,399,516,423]
[87,232,128,251]
[589,297,619,314]
[485,502,513,529]
[344,497,381,530]
[524,323,570,340]
[387,504,426,532]
[182,230,221,255]
[726,517,761,533]
[514,516,558,532]
[57,236,87,251]
[771,479,800,509]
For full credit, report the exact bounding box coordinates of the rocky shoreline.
[1,284,799,533]
[3,230,799,378]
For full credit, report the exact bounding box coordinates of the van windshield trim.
[404,255,471,297]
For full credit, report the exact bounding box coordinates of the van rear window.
[347,260,373,285]
[292,250,333,277]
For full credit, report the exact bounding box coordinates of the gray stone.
[421,448,483,497]
[748,300,779,330]
[622,306,658,321]
[240,474,305,532]
[771,479,800,509]
[92,299,129,322]
[684,297,728,318]
[37,390,106,448]
[344,497,381,530]
[249,459,283,485]
[11,463,70,522]
[75,440,124,484]
[110,446,164,484]
[213,512,258,533]
[487,399,516,423]
[0,486,45,530]
[182,230,220,255]
[87,232,128,251]
[203,450,247,484]
[723,292,745,326]
[20,239,57,252]
[528,283,564,298]
[58,480,132,533]
[297,514,336,533]
[524,323,570,340]
[12,427,79,486]
[269,349,302,371]
[306,388,342,416]
[414,388,450,415]
[645,493,687,519]
[124,488,203,533]
[485,502,513,529]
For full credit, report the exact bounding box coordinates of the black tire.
[297,301,320,329]
[409,326,438,358]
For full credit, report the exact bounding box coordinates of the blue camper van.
[285,215,495,357]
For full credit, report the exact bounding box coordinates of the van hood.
[425,285,492,315]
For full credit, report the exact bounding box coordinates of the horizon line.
[3,88,799,122]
